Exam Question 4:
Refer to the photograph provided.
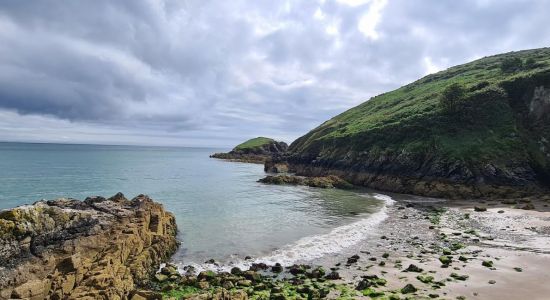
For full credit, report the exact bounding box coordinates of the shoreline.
[157,194,550,299]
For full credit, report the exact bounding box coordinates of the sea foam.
[179,193,395,273]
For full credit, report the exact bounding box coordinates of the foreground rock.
[211,137,288,164]
[0,193,178,300]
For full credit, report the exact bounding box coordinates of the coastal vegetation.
[285,48,550,198]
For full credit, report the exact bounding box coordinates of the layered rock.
[0,193,178,300]
[258,174,353,189]
[211,137,288,164]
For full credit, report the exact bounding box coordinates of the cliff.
[276,48,550,198]
[211,137,288,163]
[0,193,178,300]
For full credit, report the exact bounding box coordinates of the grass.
[289,47,550,186]
[234,137,275,151]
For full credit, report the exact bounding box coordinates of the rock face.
[211,137,288,164]
[258,174,353,189]
[275,48,550,199]
[0,193,178,300]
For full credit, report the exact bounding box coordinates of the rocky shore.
[149,195,550,300]
[0,193,178,300]
[258,174,353,189]
[1,191,549,299]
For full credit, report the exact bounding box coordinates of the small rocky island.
[210,137,288,163]
[0,193,177,299]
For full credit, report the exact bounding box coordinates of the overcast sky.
[0,0,549,148]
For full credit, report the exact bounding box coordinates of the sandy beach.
[314,196,550,299]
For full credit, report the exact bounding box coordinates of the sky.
[0,0,549,148]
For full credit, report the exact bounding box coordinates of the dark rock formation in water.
[0,193,178,300]
[211,137,288,164]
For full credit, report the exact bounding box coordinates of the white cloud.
[358,0,388,40]
[1,0,550,147]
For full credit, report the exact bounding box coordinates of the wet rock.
[450,273,469,281]
[324,271,341,280]
[401,283,417,294]
[347,255,360,264]
[308,266,326,279]
[439,255,452,265]
[520,203,535,210]
[474,206,487,212]
[198,270,217,282]
[417,275,434,284]
[243,270,261,282]
[236,280,252,287]
[405,264,423,272]
[482,260,494,268]
[249,262,268,271]
[271,263,283,273]
[160,264,179,276]
[230,267,243,275]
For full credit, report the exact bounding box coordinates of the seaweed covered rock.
[0,193,178,300]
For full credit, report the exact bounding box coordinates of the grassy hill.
[234,137,276,151]
[211,137,288,163]
[286,48,550,198]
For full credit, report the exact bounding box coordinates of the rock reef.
[258,174,353,189]
[0,193,178,300]
[211,137,288,164]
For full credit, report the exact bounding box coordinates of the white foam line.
[177,193,395,273]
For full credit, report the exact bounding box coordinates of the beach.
[309,196,550,299]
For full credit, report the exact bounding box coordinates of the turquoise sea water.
[0,142,391,267]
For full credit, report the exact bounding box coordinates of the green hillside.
[234,137,276,151]
[287,48,550,197]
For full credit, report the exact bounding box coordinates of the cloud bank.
[0,0,549,147]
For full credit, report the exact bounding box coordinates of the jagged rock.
[0,193,178,300]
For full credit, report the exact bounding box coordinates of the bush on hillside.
[440,83,466,113]
[500,57,523,73]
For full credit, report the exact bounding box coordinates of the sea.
[0,142,396,271]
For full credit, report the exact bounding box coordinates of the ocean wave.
[177,193,395,273]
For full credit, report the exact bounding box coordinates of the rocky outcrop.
[211,138,288,164]
[277,49,550,199]
[258,174,353,189]
[0,193,178,300]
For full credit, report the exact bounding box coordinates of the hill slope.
[285,48,550,198]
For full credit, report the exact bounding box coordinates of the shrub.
[440,83,466,113]
[500,56,523,73]
[524,57,537,69]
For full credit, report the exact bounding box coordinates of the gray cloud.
[0,0,549,147]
